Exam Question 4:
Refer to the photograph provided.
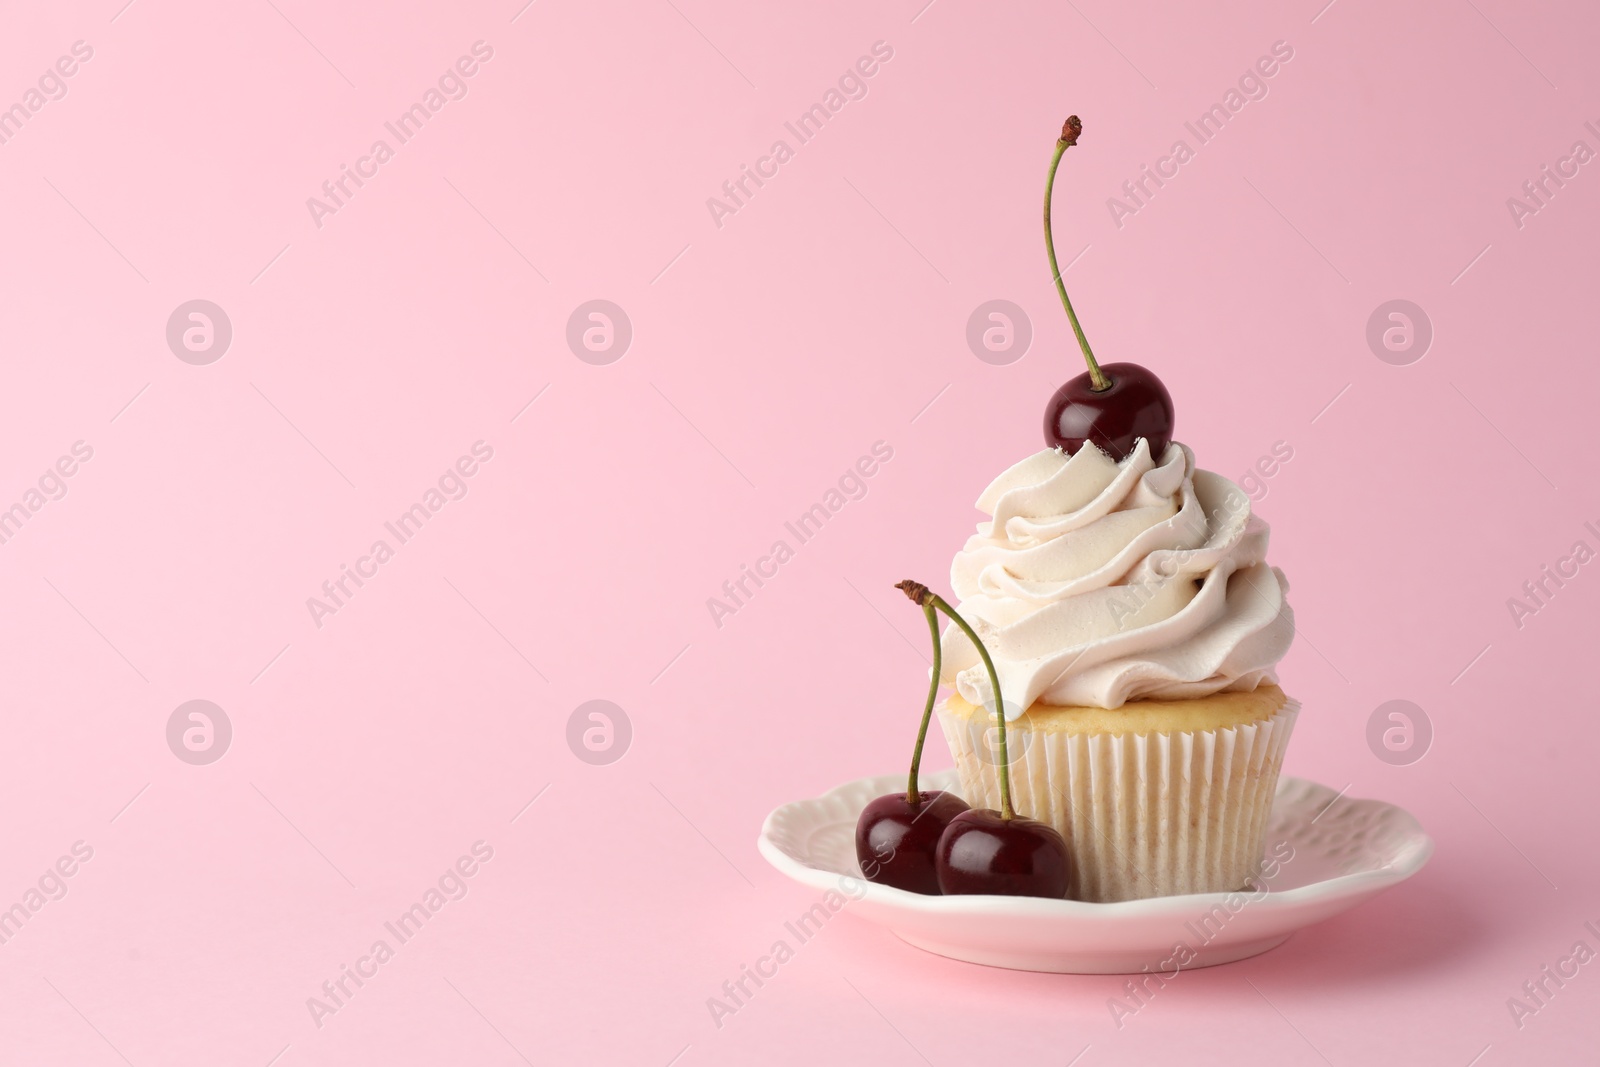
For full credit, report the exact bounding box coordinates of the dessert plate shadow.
[757,770,1432,974]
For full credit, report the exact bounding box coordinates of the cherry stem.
[928,595,1015,821]
[905,600,941,804]
[1044,119,1110,393]
[895,580,1016,819]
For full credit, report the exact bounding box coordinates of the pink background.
[1,0,1597,1063]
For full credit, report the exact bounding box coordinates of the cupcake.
[934,438,1297,902]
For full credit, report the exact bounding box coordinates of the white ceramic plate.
[757,770,1433,974]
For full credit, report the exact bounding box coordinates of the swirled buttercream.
[940,440,1293,716]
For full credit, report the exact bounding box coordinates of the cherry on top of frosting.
[1044,362,1174,461]
[1042,115,1176,463]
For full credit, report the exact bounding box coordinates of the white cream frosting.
[940,440,1293,716]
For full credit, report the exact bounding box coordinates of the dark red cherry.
[1043,361,1174,462]
[935,808,1071,898]
[856,790,970,894]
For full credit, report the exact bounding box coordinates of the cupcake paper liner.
[936,699,1299,902]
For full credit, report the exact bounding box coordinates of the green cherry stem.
[905,600,941,804]
[930,595,1015,821]
[1044,115,1110,393]
[894,580,1016,821]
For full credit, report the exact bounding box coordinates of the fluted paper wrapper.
[937,700,1299,902]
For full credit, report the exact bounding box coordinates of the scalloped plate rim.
[757,770,1434,920]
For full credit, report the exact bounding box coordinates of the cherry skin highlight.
[935,808,1072,898]
[1043,361,1174,462]
[855,790,971,894]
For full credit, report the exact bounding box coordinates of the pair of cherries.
[854,582,1069,898]
[856,116,1176,897]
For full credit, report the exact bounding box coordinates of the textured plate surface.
[757,771,1433,973]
